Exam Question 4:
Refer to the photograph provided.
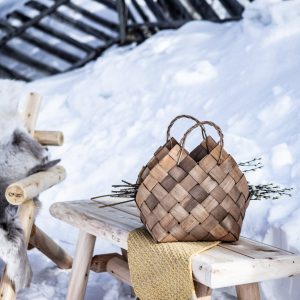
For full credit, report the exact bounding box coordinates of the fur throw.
[0,81,58,291]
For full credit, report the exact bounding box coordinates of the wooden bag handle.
[179,120,224,165]
[166,115,208,142]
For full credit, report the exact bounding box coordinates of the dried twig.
[91,180,138,201]
[92,157,293,207]
[239,157,263,173]
[249,183,293,201]
[239,157,293,200]
[91,180,137,208]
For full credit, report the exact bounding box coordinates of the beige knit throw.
[128,227,219,300]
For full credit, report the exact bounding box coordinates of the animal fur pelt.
[0,81,59,291]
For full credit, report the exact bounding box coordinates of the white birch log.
[106,257,131,286]
[90,253,121,273]
[33,130,64,146]
[66,231,96,300]
[5,166,66,205]
[30,225,73,269]
[0,270,16,300]
[21,92,42,135]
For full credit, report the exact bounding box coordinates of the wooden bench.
[50,199,300,300]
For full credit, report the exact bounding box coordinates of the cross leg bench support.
[29,225,73,270]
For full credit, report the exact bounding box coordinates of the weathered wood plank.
[1,12,79,64]
[51,201,140,229]
[219,237,292,258]
[9,11,94,53]
[68,199,140,217]
[66,2,119,31]
[93,0,117,11]
[0,62,30,81]
[65,201,141,228]
[188,0,220,22]
[144,0,167,21]
[18,32,80,64]
[116,0,128,44]
[132,0,150,22]
[1,0,69,46]
[160,0,192,20]
[218,0,244,17]
[193,249,300,288]
[26,1,112,41]
[50,202,133,249]
[1,45,60,75]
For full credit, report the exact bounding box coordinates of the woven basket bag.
[135,115,250,243]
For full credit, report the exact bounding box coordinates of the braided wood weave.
[135,115,250,243]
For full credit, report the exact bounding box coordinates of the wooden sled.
[0,93,72,300]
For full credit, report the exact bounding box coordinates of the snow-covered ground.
[1,0,300,299]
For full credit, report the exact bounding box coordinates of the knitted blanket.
[128,227,219,300]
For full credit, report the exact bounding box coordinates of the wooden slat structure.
[50,199,300,300]
[0,93,72,300]
[0,0,248,81]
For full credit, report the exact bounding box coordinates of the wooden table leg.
[236,283,260,300]
[194,282,212,300]
[66,231,96,300]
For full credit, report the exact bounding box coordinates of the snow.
[1,0,300,299]
[0,1,27,17]
[271,143,293,169]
